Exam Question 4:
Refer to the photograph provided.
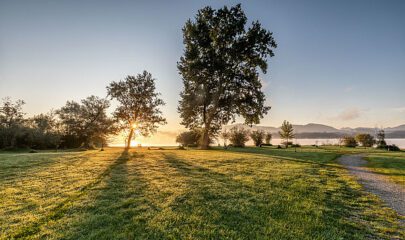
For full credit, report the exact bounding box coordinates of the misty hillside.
[224,123,405,138]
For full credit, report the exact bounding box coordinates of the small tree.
[220,130,230,147]
[108,71,167,148]
[250,130,265,146]
[376,129,387,148]
[279,120,295,148]
[265,132,272,145]
[0,97,26,148]
[176,130,201,147]
[229,127,250,147]
[355,133,375,148]
[342,136,358,147]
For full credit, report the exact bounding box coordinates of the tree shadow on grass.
[161,152,374,239]
[225,147,347,169]
[60,149,168,239]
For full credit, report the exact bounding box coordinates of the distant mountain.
[291,123,338,133]
[224,123,405,138]
[386,124,405,132]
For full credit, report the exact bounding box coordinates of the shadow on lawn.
[161,152,365,239]
[226,147,346,168]
[61,149,167,239]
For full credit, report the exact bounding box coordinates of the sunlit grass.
[0,147,403,239]
[364,152,405,186]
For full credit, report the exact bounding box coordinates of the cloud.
[336,107,361,121]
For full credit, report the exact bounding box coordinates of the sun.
[130,140,141,147]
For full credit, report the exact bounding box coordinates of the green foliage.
[355,133,375,148]
[279,120,295,148]
[107,71,166,148]
[376,129,387,148]
[177,4,276,149]
[387,145,401,151]
[229,127,250,147]
[176,130,201,147]
[0,97,26,148]
[57,95,115,148]
[342,136,358,147]
[250,130,265,146]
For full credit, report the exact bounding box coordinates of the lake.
[270,138,405,149]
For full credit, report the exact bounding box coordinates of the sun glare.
[130,140,140,147]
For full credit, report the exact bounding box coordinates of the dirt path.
[338,155,405,216]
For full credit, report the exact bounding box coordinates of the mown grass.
[364,152,405,186]
[0,147,403,239]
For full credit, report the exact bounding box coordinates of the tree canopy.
[178,4,276,149]
[57,95,115,148]
[107,71,166,148]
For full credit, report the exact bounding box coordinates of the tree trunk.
[126,129,134,149]
[200,127,210,150]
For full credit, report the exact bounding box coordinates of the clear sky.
[1,0,404,145]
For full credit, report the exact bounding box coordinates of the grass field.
[0,146,404,239]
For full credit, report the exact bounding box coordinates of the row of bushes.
[176,127,273,148]
[340,133,400,151]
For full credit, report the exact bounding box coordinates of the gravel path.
[338,155,405,216]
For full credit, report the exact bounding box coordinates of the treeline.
[0,71,166,150]
[0,96,116,150]
[176,127,273,148]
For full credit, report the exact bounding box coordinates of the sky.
[1,0,404,145]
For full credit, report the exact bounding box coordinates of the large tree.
[178,4,276,149]
[107,71,166,148]
[57,95,114,148]
[279,120,295,148]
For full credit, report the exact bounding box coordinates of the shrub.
[250,130,265,146]
[176,130,201,147]
[229,127,250,147]
[342,136,358,147]
[281,141,293,146]
[355,133,375,148]
[386,145,400,151]
[291,144,301,148]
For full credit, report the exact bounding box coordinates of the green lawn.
[0,147,403,239]
[365,152,405,186]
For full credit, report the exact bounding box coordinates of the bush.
[355,133,375,148]
[342,136,358,147]
[176,130,201,147]
[291,144,301,147]
[281,141,293,146]
[250,130,265,146]
[229,127,250,147]
[386,145,400,151]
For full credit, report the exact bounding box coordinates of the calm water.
[271,138,405,149]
